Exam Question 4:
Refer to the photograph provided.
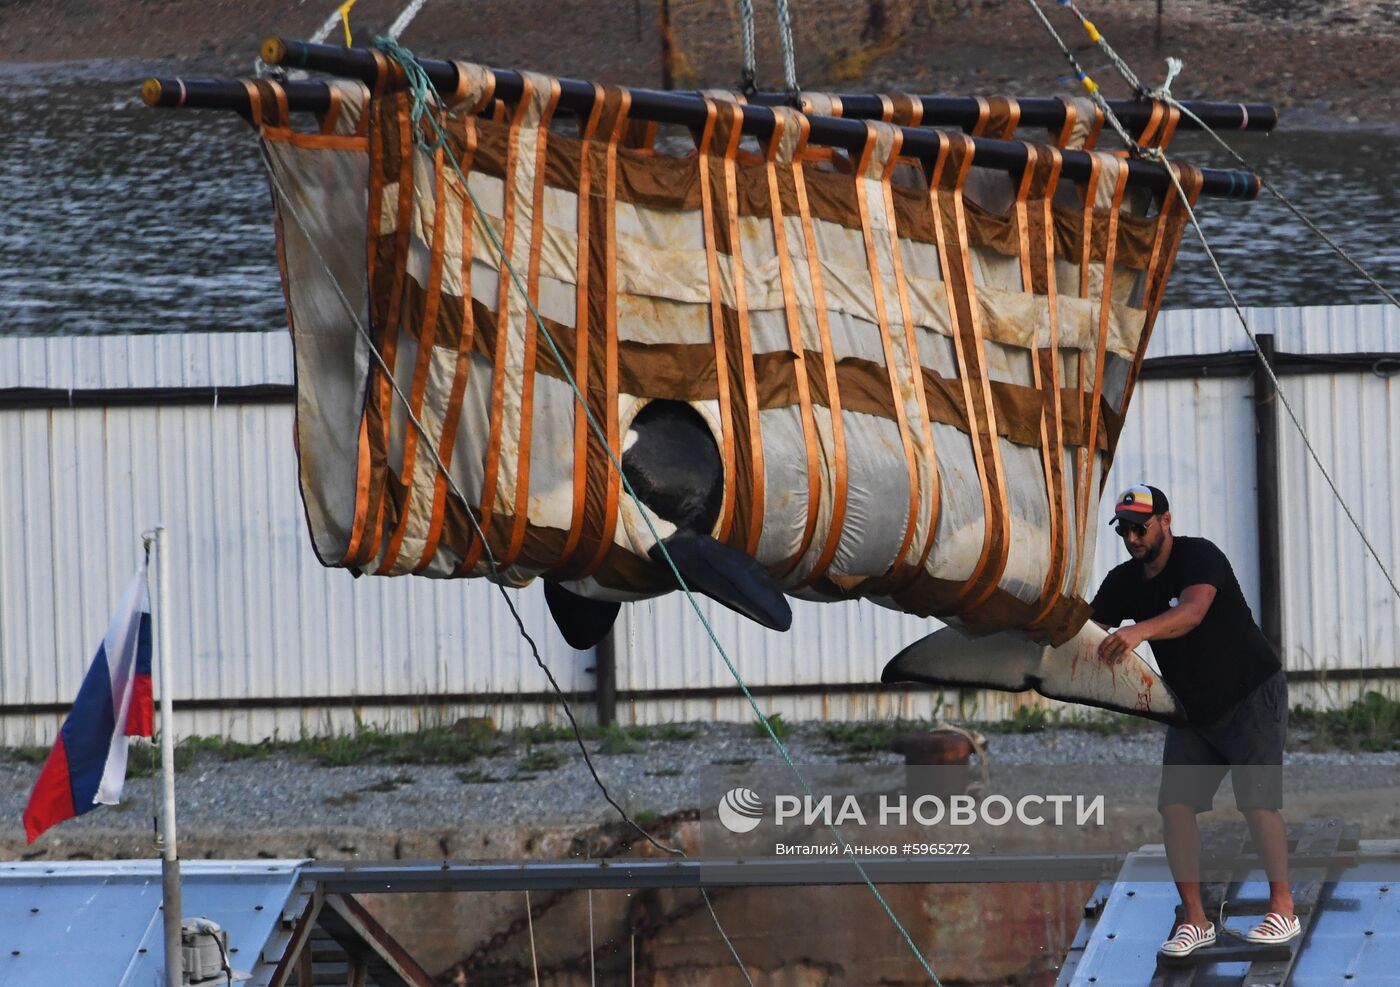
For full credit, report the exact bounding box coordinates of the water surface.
[3,69,1396,335]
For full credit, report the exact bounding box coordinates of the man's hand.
[1098,624,1145,665]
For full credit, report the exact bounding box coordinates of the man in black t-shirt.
[1091,484,1299,957]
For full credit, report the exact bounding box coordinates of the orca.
[544,400,792,648]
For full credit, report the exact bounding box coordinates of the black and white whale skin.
[881,622,1182,723]
[544,400,791,650]
[544,402,1181,725]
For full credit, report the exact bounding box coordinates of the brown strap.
[887,93,924,127]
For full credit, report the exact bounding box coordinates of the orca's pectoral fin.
[651,531,792,632]
[882,622,1184,724]
[544,581,621,650]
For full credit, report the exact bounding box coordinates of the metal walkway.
[1058,819,1400,985]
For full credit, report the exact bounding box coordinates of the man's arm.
[1097,583,1217,664]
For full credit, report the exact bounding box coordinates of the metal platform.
[1058,820,1400,986]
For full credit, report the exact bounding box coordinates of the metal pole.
[658,0,675,90]
[594,630,617,728]
[1252,334,1284,654]
[153,525,183,987]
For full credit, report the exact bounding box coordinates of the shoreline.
[3,0,1397,128]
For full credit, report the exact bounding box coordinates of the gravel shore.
[5,721,1397,859]
[5,0,1399,126]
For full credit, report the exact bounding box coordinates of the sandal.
[1245,911,1301,944]
[1159,921,1216,957]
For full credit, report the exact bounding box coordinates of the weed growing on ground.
[1294,691,1400,752]
[754,712,791,740]
[598,724,642,755]
[455,768,498,784]
[517,747,566,775]
[821,720,925,754]
[654,723,699,741]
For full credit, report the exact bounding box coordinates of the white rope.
[774,0,799,94]
[1051,1,1400,310]
[737,0,758,91]
[1022,0,1400,617]
[387,0,429,39]
[1171,102,1400,310]
[1147,148,1400,607]
[587,886,597,987]
[525,890,541,987]
[1019,0,1141,153]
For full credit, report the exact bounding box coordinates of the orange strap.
[375,138,451,574]
[712,101,766,555]
[347,90,415,569]
[555,83,609,574]
[573,88,633,580]
[1116,162,1203,424]
[970,96,1020,139]
[459,77,541,573]
[791,123,850,589]
[696,98,740,544]
[501,76,564,569]
[1014,147,1073,635]
[876,124,941,582]
[929,133,1011,613]
[763,108,823,576]
[854,122,922,578]
[1074,157,1129,550]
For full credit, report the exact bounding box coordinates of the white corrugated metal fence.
[1,305,1396,742]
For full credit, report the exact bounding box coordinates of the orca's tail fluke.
[882,621,1184,724]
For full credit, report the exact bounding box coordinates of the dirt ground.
[3,0,1397,124]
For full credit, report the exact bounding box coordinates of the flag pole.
[147,525,183,987]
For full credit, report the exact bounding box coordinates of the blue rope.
[373,36,945,986]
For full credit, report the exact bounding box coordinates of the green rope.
[252,66,756,979]
[373,35,944,986]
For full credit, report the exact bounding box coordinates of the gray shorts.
[1158,669,1288,812]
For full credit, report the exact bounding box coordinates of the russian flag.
[23,559,155,844]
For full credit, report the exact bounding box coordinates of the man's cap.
[1111,484,1169,525]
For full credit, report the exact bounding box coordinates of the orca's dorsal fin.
[652,531,792,632]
